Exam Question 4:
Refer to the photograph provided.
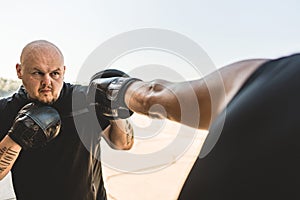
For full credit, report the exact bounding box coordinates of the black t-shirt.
[178,54,300,199]
[0,83,110,200]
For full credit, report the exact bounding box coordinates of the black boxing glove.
[8,102,61,150]
[87,69,140,120]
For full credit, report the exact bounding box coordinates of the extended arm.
[125,59,269,130]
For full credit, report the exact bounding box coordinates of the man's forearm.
[103,119,134,150]
[0,135,21,180]
[124,79,210,129]
[124,59,269,130]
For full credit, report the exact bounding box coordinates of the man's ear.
[16,63,22,79]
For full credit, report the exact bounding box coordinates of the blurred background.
[1,0,300,82]
[1,0,300,199]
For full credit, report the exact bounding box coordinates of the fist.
[8,102,61,150]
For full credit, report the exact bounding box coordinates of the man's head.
[16,40,66,104]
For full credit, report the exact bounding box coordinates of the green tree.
[0,77,21,97]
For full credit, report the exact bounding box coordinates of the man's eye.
[32,71,43,75]
[52,72,60,75]
[51,72,61,79]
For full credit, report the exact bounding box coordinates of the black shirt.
[178,54,300,200]
[0,83,110,200]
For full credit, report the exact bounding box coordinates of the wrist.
[109,119,134,150]
[5,135,22,151]
[124,80,144,110]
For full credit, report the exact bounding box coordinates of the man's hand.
[8,102,61,150]
[87,69,140,120]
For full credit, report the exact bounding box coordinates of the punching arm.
[124,59,269,130]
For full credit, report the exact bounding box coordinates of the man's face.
[16,51,65,104]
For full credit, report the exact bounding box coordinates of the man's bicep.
[218,59,270,103]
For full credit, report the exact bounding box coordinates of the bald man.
[0,40,134,200]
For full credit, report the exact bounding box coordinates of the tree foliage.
[0,77,21,97]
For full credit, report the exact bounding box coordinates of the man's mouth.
[39,88,52,94]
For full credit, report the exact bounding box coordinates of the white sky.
[1,0,300,82]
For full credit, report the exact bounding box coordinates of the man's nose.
[41,74,51,86]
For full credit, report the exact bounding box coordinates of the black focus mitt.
[87,69,140,120]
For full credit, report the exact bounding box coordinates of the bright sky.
[1,0,300,82]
